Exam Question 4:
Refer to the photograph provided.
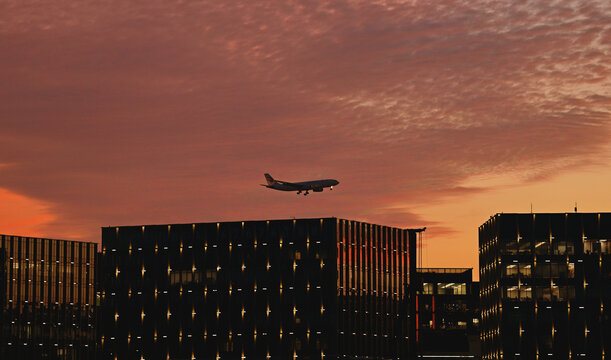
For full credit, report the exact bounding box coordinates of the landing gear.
[303,191,309,196]
[330,186,333,191]
[297,191,301,194]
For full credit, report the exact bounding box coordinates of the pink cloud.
[0,0,609,272]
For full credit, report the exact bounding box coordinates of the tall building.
[479,213,611,360]
[98,218,411,360]
[0,234,98,360]
[416,268,480,359]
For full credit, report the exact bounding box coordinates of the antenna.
[530,203,533,214]
[574,202,577,213]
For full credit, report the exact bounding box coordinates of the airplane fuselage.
[262,173,339,195]
[266,179,339,191]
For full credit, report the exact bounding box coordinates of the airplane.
[262,173,339,196]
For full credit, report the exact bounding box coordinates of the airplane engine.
[313,188,323,192]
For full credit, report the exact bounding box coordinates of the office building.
[0,234,98,359]
[98,218,411,360]
[479,213,611,360]
[416,268,480,359]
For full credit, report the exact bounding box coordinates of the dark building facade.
[479,213,611,360]
[0,234,97,359]
[99,218,411,360]
[415,268,480,359]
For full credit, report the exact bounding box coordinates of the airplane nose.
[334,180,339,185]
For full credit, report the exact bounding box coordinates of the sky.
[1,0,610,274]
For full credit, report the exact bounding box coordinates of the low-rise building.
[98,218,412,360]
[416,268,480,359]
[0,234,97,359]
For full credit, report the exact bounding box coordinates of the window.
[437,283,466,295]
[506,264,518,277]
[585,239,610,254]
[504,241,518,255]
[535,241,549,255]
[518,241,531,254]
[535,264,550,278]
[553,241,574,255]
[519,287,532,299]
[422,283,433,295]
[519,264,531,277]
[170,271,202,285]
[506,286,518,299]
[568,263,575,278]
[205,270,217,282]
[535,287,551,301]
[550,263,567,277]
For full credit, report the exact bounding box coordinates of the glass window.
[437,283,466,295]
[584,240,595,254]
[519,287,532,299]
[535,241,549,255]
[568,263,575,278]
[519,264,531,277]
[504,240,518,255]
[551,285,560,301]
[506,264,518,277]
[553,241,574,255]
[422,283,433,295]
[506,286,518,299]
[535,287,551,301]
[550,263,567,277]
[518,241,531,254]
[456,283,466,295]
[535,264,550,278]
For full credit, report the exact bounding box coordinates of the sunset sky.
[1,0,610,274]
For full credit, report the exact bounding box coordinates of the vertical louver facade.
[0,234,97,359]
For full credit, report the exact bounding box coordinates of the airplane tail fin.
[264,173,275,186]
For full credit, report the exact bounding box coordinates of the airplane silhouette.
[262,173,339,196]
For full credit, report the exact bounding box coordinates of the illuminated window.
[505,264,518,277]
[505,286,518,299]
[519,264,531,277]
[568,263,575,278]
[422,283,433,295]
[519,287,532,299]
[437,283,466,295]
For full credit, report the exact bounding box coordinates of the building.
[98,218,411,360]
[415,268,480,359]
[0,234,98,360]
[479,213,611,360]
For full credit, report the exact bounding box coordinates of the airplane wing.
[275,180,308,190]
